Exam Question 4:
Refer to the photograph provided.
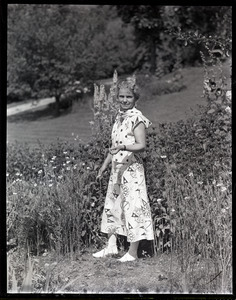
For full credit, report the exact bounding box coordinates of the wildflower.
[209,79,216,91]
[82,163,85,166]
[13,192,17,195]
[226,90,231,101]
[6,173,9,177]
[66,167,71,171]
[188,172,194,177]
[32,167,36,170]
[57,208,61,211]
[184,196,190,200]
[91,202,95,207]
[49,184,53,187]
[38,170,43,174]
[15,172,20,176]
[58,175,63,179]
[216,183,223,187]
[52,156,56,160]
[66,161,70,164]
[156,199,162,202]
[215,88,222,96]
[212,180,216,185]
[225,106,231,114]
[221,186,227,192]
[171,209,175,212]
[16,178,19,182]
[221,208,226,213]
[53,166,57,169]
[34,183,37,187]
[44,263,50,268]
[63,151,68,154]
[197,181,203,185]
[160,155,167,159]
[66,156,70,160]
[63,163,66,166]
[83,87,89,93]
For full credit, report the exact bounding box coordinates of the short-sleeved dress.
[100,107,154,242]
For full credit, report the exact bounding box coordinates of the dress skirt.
[101,159,154,243]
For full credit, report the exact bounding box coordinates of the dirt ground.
[37,249,178,294]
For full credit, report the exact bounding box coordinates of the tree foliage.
[7,5,138,104]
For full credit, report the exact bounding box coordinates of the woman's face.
[118,87,136,111]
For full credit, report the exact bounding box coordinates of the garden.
[6,5,232,295]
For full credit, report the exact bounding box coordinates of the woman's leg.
[128,241,139,258]
[93,234,118,258]
[118,240,140,262]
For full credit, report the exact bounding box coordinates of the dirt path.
[7,97,55,116]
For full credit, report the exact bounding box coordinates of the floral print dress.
[100,107,154,242]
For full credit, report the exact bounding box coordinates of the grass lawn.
[7,66,207,147]
[7,62,231,148]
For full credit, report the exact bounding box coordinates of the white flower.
[221,208,226,213]
[66,161,70,164]
[63,163,66,166]
[52,156,56,160]
[225,106,231,114]
[66,167,71,171]
[82,163,85,166]
[226,90,231,101]
[15,172,20,176]
[221,186,227,192]
[188,172,194,177]
[87,167,90,170]
[160,155,167,159]
[63,151,68,154]
[156,199,162,202]
[6,173,9,177]
[53,166,57,169]
[66,156,70,159]
[171,209,175,212]
[58,175,63,179]
[216,183,223,187]
[13,192,17,195]
[48,184,53,187]
[184,196,190,200]
[34,183,37,187]
[197,181,203,185]
[38,170,43,174]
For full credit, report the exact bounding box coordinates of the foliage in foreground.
[7,69,231,293]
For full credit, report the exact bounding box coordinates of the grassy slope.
[7,62,231,147]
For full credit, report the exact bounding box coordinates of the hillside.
[7,63,231,148]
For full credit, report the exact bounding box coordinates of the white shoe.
[92,246,118,258]
[118,252,136,262]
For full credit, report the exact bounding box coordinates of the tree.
[7,4,92,110]
[116,5,165,74]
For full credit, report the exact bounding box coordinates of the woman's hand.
[96,165,106,180]
[109,145,124,155]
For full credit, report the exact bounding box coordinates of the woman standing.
[93,78,154,262]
